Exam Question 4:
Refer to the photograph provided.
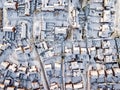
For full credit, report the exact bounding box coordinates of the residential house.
[45,64,52,71]
[73,82,83,89]
[32,82,40,89]
[102,40,110,48]
[98,69,105,83]
[24,46,32,53]
[65,83,72,90]
[103,48,112,55]
[3,26,16,32]
[103,10,111,22]
[64,46,72,55]
[73,45,80,54]
[90,70,98,83]
[6,86,15,90]
[0,83,5,89]
[104,0,112,8]
[113,68,120,76]
[106,69,113,82]
[8,63,17,72]
[18,66,27,73]
[1,61,10,69]
[55,27,67,35]
[71,61,79,70]
[29,66,38,72]
[50,83,60,90]
[80,48,87,54]
[4,79,11,86]
[92,39,101,48]
[21,22,27,39]
[102,24,109,32]
[25,0,31,16]
[4,1,18,10]
[104,55,112,63]
[88,47,96,56]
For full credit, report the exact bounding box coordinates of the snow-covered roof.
[73,82,83,89]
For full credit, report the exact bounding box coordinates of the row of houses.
[89,66,120,90]
[64,58,84,90]
[87,0,115,38]
[0,60,42,90]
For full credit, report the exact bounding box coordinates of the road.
[30,38,50,90]
[30,12,50,90]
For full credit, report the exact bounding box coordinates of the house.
[92,39,101,47]
[65,83,72,90]
[104,48,112,55]
[21,22,27,39]
[65,70,72,77]
[113,68,120,76]
[24,46,32,53]
[65,46,72,55]
[25,0,31,16]
[15,47,23,54]
[104,0,111,8]
[14,80,20,87]
[45,64,52,71]
[92,0,103,3]
[65,76,72,83]
[104,55,112,63]
[98,69,105,78]
[90,70,98,79]
[42,41,48,50]
[99,30,110,38]
[102,24,109,31]
[54,4,64,10]
[4,79,11,85]
[106,69,113,82]
[102,40,110,48]
[42,6,55,11]
[0,83,5,89]
[88,47,96,55]
[73,82,83,89]
[73,46,80,54]
[19,66,27,72]
[6,86,15,90]
[103,10,111,22]
[87,39,93,48]
[32,82,40,89]
[55,27,67,35]
[29,66,38,72]
[71,61,79,69]
[1,61,10,69]
[50,83,60,90]
[73,70,80,77]
[4,1,18,9]
[97,69,105,83]
[106,69,113,77]
[79,62,85,70]
[89,2,103,10]
[3,26,16,32]
[33,21,41,39]
[80,48,87,54]
[96,49,104,60]
[8,63,17,72]
[45,50,54,58]
[55,63,61,70]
